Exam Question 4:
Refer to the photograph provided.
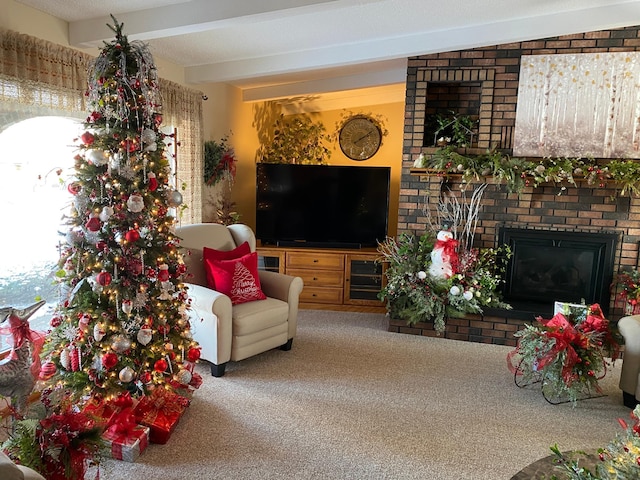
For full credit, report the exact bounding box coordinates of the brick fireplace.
[394,25,640,346]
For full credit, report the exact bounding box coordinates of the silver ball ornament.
[175,369,192,385]
[167,190,183,208]
[111,334,132,353]
[119,366,135,383]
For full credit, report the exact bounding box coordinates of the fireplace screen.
[499,228,617,315]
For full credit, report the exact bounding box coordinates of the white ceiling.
[14,0,640,107]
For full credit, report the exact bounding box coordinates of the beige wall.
[222,100,404,238]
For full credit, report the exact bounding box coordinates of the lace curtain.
[0,28,202,223]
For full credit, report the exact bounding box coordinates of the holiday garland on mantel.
[44,16,201,404]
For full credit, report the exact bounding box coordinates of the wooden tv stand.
[256,245,386,313]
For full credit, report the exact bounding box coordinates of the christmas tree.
[42,17,201,406]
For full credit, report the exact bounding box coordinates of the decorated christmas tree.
[42,17,200,406]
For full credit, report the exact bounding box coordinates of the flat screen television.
[256,163,390,248]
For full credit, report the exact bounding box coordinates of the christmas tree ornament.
[101,352,118,370]
[139,371,152,384]
[93,323,106,341]
[96,270,112,286]
[70,345,80,372]
[137,327,152,345]
[87,149,109,166]
[157,264,169,282]
[67,182,81,195]
[125,229,140,243]
[39,361,57,380]
[85,214,101,232]
[127,193,145,213]
[167,190,183,207]
[81,131,95,146]
[187,347,201,362]
[141,128,156,145]
[175,369,192,385]
[60,347,71,370]
[111,334,132,353]
[153,358,168,372]
[148,172,158,191]
[122,299,133,315]
[118,366,135,383]
[99,205,114,222]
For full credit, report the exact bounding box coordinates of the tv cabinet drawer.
[300,287,344,304]
[286,252,344,270]
[287,268,344,288]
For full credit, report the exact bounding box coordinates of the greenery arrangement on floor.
[414,146,640,196]
[549,405,640,479]
[507,304,621,407]
[377,185,511,334]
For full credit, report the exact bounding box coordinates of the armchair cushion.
[204,252,267,305]
[203,242,251,288]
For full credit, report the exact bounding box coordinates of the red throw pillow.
[204,252,267,305]
[203,242,251,288]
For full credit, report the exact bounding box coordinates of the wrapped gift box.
[102,424,149,462]
[133,390,190,444]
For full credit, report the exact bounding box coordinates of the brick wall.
[396,25,640,346]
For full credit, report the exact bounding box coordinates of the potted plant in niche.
[259,114,331,164]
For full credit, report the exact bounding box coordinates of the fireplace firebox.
[498,228,618,318]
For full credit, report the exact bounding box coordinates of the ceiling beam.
[69,0,343,47]
[185,2,640,85]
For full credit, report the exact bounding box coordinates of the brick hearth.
[395,25,640,345]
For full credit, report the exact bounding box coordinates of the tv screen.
[256,163,390,248]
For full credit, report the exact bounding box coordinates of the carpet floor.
[96,310,630,480]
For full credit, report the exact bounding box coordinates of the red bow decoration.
[0,316,46,378]
[536,313,586,385]
[434,237,459,264]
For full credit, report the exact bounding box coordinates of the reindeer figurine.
[0,300,46,416]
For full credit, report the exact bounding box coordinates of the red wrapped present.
[134,389,190,444]
[102,408,149,462]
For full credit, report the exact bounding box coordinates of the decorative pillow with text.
[202,241,251,288]
[204,252,267,305]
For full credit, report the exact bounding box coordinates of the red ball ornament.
[154,358,168,372]
[125,229,140,243]
[139,371,152,384]
[101,352,118,370]
[81,131,95,146]
[96,271,112,286]
[187,347,201,362]
[50,316,62,328]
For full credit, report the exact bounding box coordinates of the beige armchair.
[176,223,303,377]
[0,451,45,480]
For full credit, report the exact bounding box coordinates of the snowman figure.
[428,225,459,280]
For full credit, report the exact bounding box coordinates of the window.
[0,116,83,335]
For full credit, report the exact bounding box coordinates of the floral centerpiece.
[377,231,511,334]
[507,304,621,406]
[549,405,640,479]
[611,269,640,315]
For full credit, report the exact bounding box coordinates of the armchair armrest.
[185,283,233,365]
[618,315,640,398]
[258,270,304,339]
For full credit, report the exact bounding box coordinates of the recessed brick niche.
[396,25,640,346]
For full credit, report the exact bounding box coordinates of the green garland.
[416,146,640,195]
